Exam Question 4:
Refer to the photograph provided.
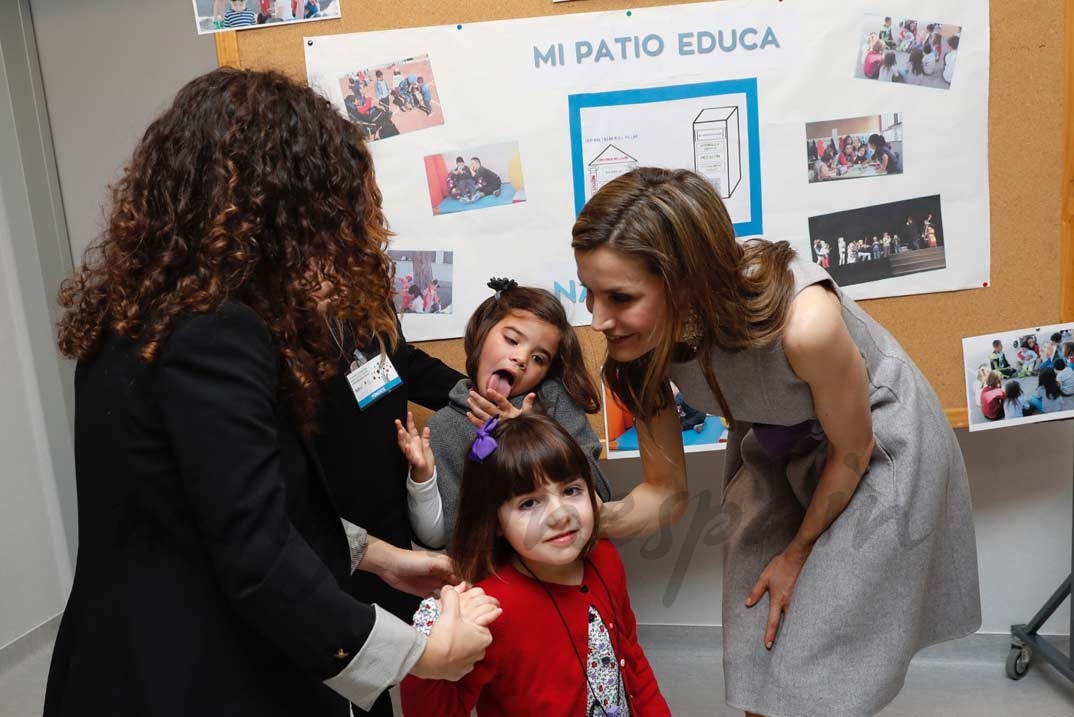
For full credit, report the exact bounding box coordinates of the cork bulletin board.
[216,0,1074,432]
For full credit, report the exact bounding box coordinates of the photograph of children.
[602,380,727,459]
[191,0,340,34]
[387,250,453,315]
[806,114,903,183]
[962,323,1074,431]
[337,55,444,141]
[855,15,961,89]
[808,195,945,286]
[424,142,527,216]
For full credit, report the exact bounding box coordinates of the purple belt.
[751,419,821,462]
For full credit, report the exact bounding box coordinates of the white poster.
[306,0,990,341]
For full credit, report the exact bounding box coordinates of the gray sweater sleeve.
[540,381,612,501]
[426,408,472,547]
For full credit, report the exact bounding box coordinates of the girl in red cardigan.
[400,414,670,716]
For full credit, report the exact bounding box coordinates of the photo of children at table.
[854,15,961,90]
[805,114,902,184]
[964,327,1074,426]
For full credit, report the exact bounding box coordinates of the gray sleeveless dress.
[668,257,981,717]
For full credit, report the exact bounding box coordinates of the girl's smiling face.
[497,475,595,583]
[474,310,561,398]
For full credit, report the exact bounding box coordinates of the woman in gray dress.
[572,168,981,716]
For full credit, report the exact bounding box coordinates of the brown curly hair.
[56,67,398,430]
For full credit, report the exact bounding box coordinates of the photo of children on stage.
[808,195,945,287]
[963,323,1074,431]
[424,142,527,216]
[602,380,727,459]
[806,114,903,184]
[336,54,444,142]
[855,15,962,89]
[387,250,453,315]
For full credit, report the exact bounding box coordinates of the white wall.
[29,0,219,263]
[0,163,70,649]
[613,420,1073,635]
[0,0,75,650]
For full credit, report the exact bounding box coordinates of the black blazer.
[45,303,374,717]
[314,327,463,621]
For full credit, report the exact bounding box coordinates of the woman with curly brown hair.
[572,167,980,717]
[43,67,499,717]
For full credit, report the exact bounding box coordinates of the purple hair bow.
[468,417,500,462]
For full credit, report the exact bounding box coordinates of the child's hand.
[395,411,435,483]
[466,389,536,427]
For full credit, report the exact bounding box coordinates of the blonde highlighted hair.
[571,167,796,423]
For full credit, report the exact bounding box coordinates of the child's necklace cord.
[515,557,629,717]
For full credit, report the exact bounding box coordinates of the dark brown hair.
[572,167,795,422]
[56,67,398,431]
[463,285,599,413]
[451,414,601,584]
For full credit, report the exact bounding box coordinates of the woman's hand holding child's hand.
[452,584,502,628]
[411,586,495,681]
[466,389,536,427]
[395,411,434,483]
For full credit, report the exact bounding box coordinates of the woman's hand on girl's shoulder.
[365,538,458,598]
[466,389,536,427]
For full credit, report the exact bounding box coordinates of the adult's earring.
[679,310,703,350]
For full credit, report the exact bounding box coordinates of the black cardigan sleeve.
[398,330,465,411]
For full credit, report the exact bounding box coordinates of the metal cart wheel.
[1005,644,1031,680]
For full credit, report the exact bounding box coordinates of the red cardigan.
[400,540,670,716]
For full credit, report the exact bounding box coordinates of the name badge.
[346,350,401,410]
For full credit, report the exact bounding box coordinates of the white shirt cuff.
[323,604,427,710]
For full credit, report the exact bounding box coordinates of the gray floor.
[638,627,1073,716]
[4,627,1071,716]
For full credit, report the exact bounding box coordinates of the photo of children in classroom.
[424,142,527,216]
[191,0,340,34]
[808,194,945,287]
[602,380,727,459]
[963,323,1074,431]
[855,15,961,89]
[806,114,903,184]
[336,55,444,141]
[387,250,454,315]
